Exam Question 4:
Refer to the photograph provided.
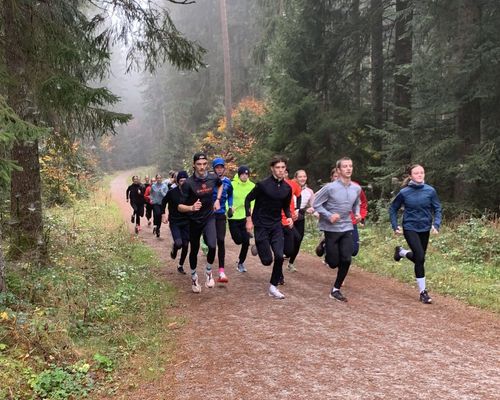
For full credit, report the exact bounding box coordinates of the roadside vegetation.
[302,213,500,313]
[0,183,180,399]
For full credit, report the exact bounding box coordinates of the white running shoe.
[287,262,296,272]
[268,285,285,299]
[191,274,201,293]
[205,270,215,288]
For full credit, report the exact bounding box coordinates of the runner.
[281,169,302,278]
[178,153,223,293]
[162,170,190,274]
[315,168,368,258]
[150,174,169,238]
[313,157,361,302]
[211,158,233,283]
[245,155,293,299]
[125,175,145,234]
[143,175,153,227]
[228,165,255,273]
[389,164,442,304]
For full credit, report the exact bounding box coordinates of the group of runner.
[126,154,442,304]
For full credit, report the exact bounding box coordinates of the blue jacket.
[213,176,233,214]
[389,182,442,232]
[150,182,169,205]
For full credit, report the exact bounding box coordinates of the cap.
[238,165,250,176]
[176,170,189,182]
[193,152,207,162]
[212,157,225,168]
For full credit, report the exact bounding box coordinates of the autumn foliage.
[198,97,266,175]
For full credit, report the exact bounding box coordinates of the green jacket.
[229,174,255,220]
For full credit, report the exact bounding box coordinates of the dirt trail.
[110,172,499,400]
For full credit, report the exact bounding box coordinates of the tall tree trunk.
[3,0,46,260]
[219,0,232,132]
[393,0,412,128]
[0,225,6,292]
[371,0,384,130]
[352,0,361,109]
[453,1,481,202]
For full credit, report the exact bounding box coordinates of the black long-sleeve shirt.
[126,183,145,205]
[245,176,292,228]
[162,186,189,226]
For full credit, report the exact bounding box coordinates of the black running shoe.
[420,290,432,304]
[329,289,347,302]
[131,214,135,223]
[394,246,402,262]
[170,246,177,260]
[177,265,186,275]
[315,239,325,257]
[152,226,157,235]
[156,228,160,238]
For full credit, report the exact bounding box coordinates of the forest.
[0,1,499,399]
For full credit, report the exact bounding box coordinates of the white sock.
[191,269,197,278]
[399,248,410,258]
[205,264,212,272]
[416,277,426,293]
[332,287,339,292]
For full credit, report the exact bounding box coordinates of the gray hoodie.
[313,180,361,232]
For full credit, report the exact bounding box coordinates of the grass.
[0,182,181,399]
[302,215,500,313]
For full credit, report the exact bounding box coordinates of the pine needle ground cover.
[302,216,500,313]
[0,182,180,399]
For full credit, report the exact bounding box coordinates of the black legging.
[403,230,430,279]
[188,217,217,272]
[131,203,144,225]
[215,213,226,268]
[283,225,302,263]
[152,204,163,229]
[254,224,284,287]
[170,222,189,266]
[228,219,250,264]
[145,203,153,221]
[324,230,354,289]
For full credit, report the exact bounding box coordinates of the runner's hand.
[394,226,403,235]
[354,213,362,223]
[213,199,221,211]
[329,213,341,223]
[193,199,202,211]
[246,217,253,233]
[286,217,293,228]
[431,226,439,234]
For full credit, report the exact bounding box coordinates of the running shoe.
[420,290,432,304]
[152,226,157,235]
[315,239,325,257]
[191,274,201,293]
[236,262,247,273]
[131,214,135,223]
[148,220,152,227]
[156,228,160,238]
[394,246,402,262]
[287,262,296,272]
[250,244,258,256]
[134,225,139,234]
[170,246,177,260]
[268,285,285,299]
[205,269,215,288]
[177,265,186,275]
[329,289,347,302]
[217,270,228,283]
